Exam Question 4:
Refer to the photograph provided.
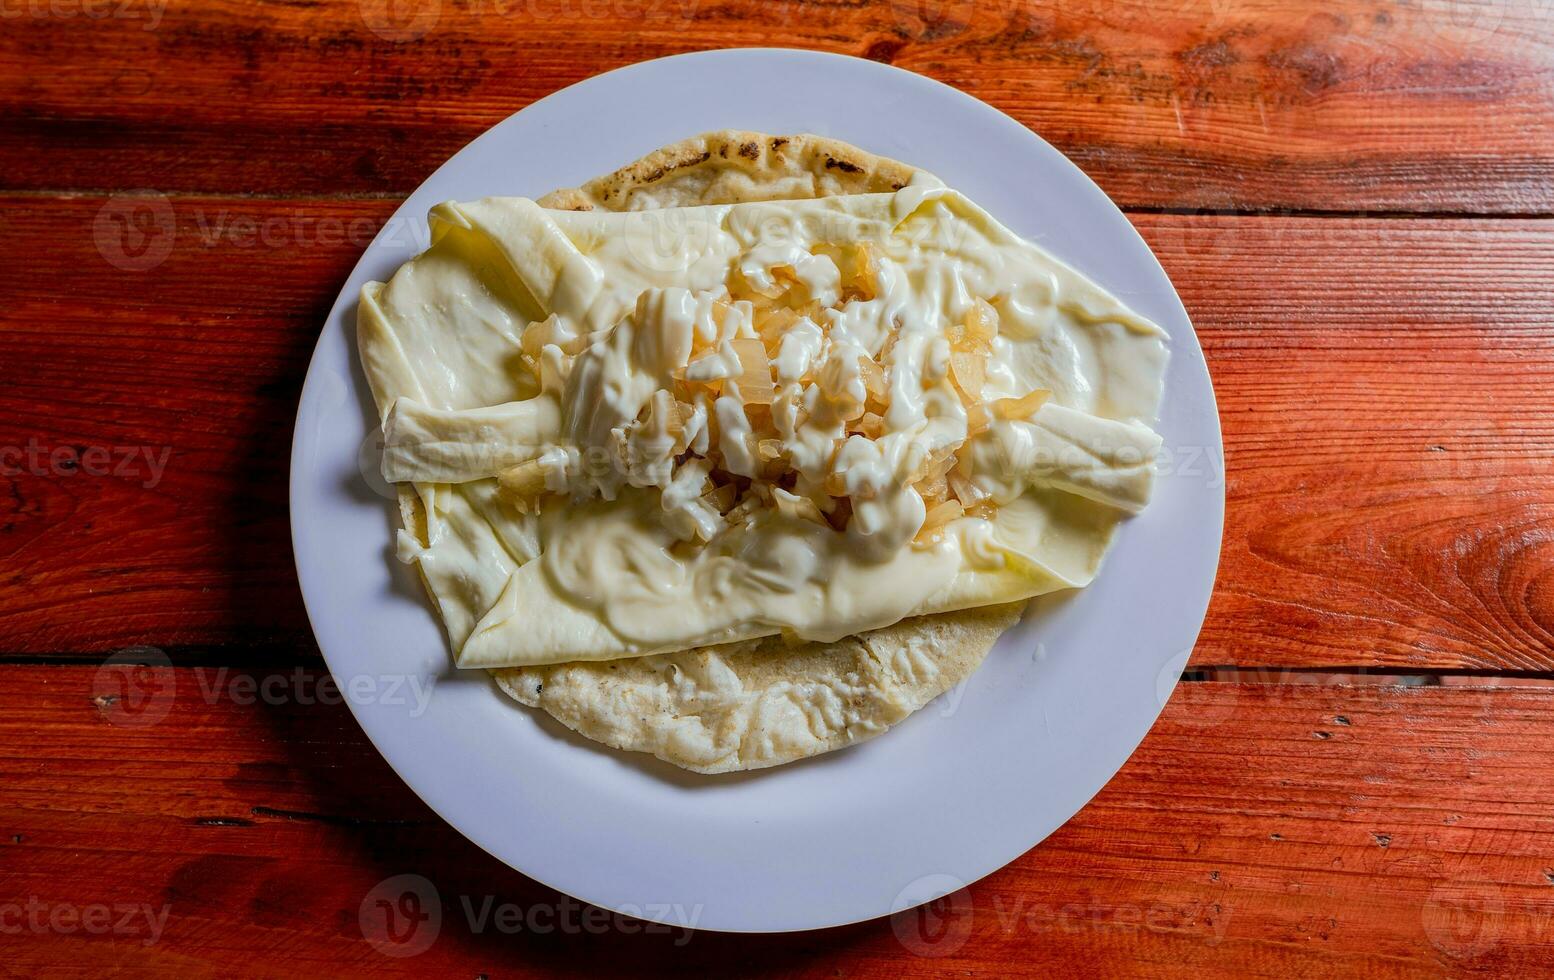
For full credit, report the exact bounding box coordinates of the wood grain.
[3,195,1551,670]
[1,0,1551,212]
[1144,215,1554,671]
[4,666,1552,976]
[0,194,386,661]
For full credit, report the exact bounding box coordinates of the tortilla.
[494,602,1023,774]
[385,133,1026,773]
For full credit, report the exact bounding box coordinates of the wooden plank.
[3,195,1552,668]
[3,667,1553,975]
[1141,215,1554,671]
[1,0,1552,211]
[0,195,390,659]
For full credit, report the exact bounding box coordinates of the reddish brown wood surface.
[0,0,1551,211]
[1143,215,1554,671]
[5,0,1554,974]
[6,667,1554,976]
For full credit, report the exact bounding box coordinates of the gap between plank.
[4,650,1554,687]
[0,646,319,670]
[0,188,407,202]
[1181,665,1554,687]
[2,188,1551,221]
[1125,205,1554,221]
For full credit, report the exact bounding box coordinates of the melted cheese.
[362,184,1169,667]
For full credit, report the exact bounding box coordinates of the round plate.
[290,48,1223,933]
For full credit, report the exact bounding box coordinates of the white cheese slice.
[359,187,1169,667]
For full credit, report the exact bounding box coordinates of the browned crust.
[536,130,923,211]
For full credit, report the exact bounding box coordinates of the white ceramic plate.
[290,48,1223,933]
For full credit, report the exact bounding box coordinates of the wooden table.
[4,0,1553,974]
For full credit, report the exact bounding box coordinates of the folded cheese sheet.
[360,174,1168,671]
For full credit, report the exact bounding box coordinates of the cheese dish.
[358,132,1168,773]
